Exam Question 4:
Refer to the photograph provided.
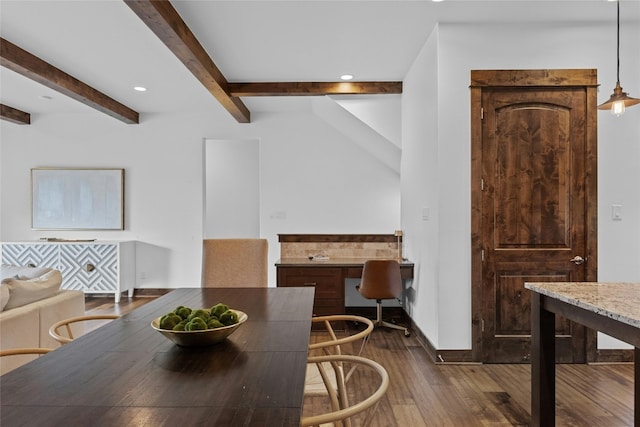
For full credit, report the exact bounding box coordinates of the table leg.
[531,292,556,426]
[635,347,639,427]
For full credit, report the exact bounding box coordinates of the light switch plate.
[612,204,622,221]
[422,207,430,221]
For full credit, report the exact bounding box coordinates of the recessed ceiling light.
[134,86,147,92]
[340,74,354,81]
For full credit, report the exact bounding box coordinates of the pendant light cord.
[616,0,620,84]
[597,0,640,113]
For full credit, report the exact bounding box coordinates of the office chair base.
[373,302,410,337]
[373,319,411,337]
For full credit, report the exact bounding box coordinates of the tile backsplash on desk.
[281,242,398,259]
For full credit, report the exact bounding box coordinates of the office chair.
[357,259,410,336]
[202,238,268,287]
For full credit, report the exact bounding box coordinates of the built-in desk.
[276,258,414,316]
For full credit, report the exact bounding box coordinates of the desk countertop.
[525,282,640,329]
[276,257,414,267]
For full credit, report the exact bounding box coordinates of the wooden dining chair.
[357,259,410,336]
[49,314,120,345]
[301,354,389,427]
[0,348,53,375]
[305,315,374,396]
[0,348,52,357]
[202,238,268,287]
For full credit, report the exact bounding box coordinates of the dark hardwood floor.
[86,294,635,426]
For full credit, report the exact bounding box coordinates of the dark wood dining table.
[0,287,315,426]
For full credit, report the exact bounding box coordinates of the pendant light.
[598,0,640,116]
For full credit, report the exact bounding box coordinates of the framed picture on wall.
[31,168,125,230]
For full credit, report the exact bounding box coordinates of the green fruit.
[187,309,210,322]
[185,317,207,331]
[219,310,238,326]
[210,303,229,319]
[174,306,192,320]
[158,303,236,331]
[159,313,182,330]
[207,319,225,329]
[172,320,187,331]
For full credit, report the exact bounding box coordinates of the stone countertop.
[524,282,640,329]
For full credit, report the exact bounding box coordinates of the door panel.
[482,87,588,363]
[495,102,571,249]
[485,264,580,363]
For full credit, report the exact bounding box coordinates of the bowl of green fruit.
[151,303,248,347]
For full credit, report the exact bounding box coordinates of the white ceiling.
[1,0,638,120]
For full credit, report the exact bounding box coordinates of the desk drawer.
[277,267,344,316]
[278,268,342,296]
[313,302,344,317]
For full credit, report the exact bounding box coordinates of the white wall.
[258,110,401,283]
[402,25,441,346]
[401,20,640,350]
[204,138,260,238]
[0,103,400,289]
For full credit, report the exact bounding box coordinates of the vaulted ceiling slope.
[0,1,636,124]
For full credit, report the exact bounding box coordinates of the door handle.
[569,256,586,265]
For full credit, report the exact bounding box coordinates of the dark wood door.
[470,70,598,364]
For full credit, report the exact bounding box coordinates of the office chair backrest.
[358,259,402,300]
[202,238,268,287]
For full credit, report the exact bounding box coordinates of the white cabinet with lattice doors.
[1,241,135,303]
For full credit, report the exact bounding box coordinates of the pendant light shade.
[597,82,640,117]
[598,0,639,116]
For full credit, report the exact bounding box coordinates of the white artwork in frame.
[31,168,124,230]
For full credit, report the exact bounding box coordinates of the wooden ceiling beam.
[228,81,403,97]
[0,37,139,124]
[0,103,31,125]
[124,0,251,123]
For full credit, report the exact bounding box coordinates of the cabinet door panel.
[60,244,118,293]
[1,244,58,268]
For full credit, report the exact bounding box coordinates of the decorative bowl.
[151,310,248,347]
